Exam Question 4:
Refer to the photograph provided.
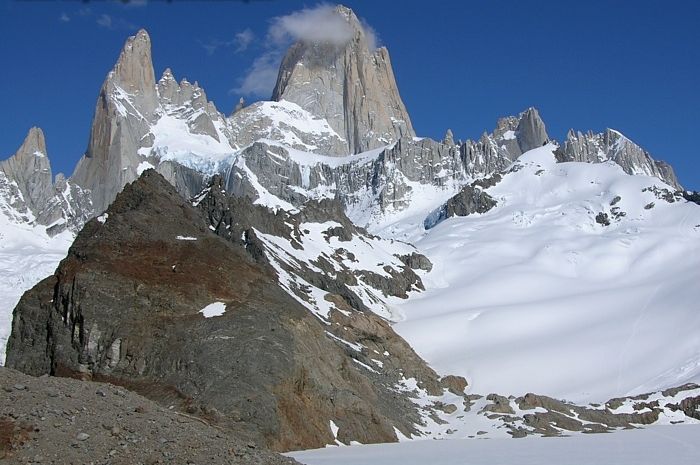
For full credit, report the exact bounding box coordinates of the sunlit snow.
[0,212,73,364]
[390,144,700,402]
[199,301,227,318]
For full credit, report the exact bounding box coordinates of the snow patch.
[137,161,155,175]
[199,302,227,318]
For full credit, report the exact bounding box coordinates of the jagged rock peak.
[560,127,681,189]
[0,127,53,215]
[160,67,175,81]
[272,4,415,155]
[443,129,455,146]
[516,107,549,153]
[15,126,47,158]
[71,29,159,214]
[108,28,155,95]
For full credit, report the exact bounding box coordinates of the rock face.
[514,107,549,154]
[72,29,159,214]
[6,170,454,452]
[271,5,415,154]
[559,128,681,189]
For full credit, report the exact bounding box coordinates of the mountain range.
[1,4,699,461]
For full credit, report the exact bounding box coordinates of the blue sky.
[1,0,698,188]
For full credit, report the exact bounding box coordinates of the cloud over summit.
[233,4,379,98]
[268,4,355,47]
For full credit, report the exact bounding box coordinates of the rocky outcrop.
[560,128,681,189]
[5,171,450,452]
[683,190,700,205]
[271,5,415,155]
[424,180,498,229]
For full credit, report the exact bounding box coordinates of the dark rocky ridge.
[5,170,461,452]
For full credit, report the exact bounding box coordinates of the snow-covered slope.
[392,144,700,402]
[0,209,72,364]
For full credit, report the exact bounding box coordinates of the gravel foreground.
[0,367,298,465]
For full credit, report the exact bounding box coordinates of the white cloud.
[234,28,255,53]
[97,14,113,29]
[232,51,282,98]
[360,18,379,52]
[233,4,380,97]
[95,12,136,31]
[199,29,256,57]
[122,0,149,7]
[268,4,354,46]
[59,12,70,23]
[199,39,225,56]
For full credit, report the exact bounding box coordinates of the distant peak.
[519,107,541,119]
[515,107,549,153]
[19,126,47,156]
[160,68,175,81]
[443,129,455,146]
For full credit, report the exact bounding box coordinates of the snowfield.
[392,144,700,402]
[0,213,73,364]
[289,424,700,465]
